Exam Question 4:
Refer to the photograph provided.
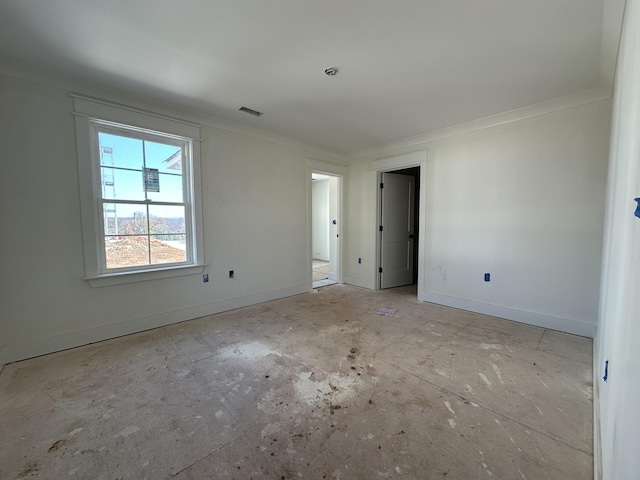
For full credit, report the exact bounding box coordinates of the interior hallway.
[0,285,593,479]
[312,260,330,282]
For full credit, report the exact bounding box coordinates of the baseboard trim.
[343,276,375,290]
[419,291,596,338]
[0,284,311,365]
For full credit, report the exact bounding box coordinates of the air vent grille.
[239,106,263,117]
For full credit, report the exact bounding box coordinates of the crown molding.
[0,54,349,166]
[354,0,625,163]
[353,86,611,162]
[1,0,624,168]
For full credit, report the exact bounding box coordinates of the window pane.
[103,203,118,236]
[146,172,183,203]
[101,167,146,201]
[105,236,150,269]
[144,141,183,174]
[103,203,148,236]
[150,234,187,264]
[148,205,186,235]
[99,133,144,170]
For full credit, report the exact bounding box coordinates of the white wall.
[0,62,615,366]
[345,100,611,336]
[312,179,329,261]
[597,0,640,477]
[0,73,338,364]
[344,160,378,289]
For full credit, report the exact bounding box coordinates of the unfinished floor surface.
[0,285,593,480]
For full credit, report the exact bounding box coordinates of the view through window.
[97,129,190,269]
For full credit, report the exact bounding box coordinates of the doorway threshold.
[313,279,338,289]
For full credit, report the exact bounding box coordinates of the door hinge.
[379,225,383,232]
[380,182,384,189]
[379,267,383,273]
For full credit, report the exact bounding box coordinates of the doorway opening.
[376,166,421,290]
[312,172,340,288]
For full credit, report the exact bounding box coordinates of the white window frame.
[74,95,205,287]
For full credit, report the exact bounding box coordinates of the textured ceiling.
[0,0,616,156]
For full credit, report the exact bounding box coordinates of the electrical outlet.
[203,274,209,283]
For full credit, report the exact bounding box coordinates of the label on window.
[143,167,160,192]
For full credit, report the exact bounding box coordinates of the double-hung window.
[74,96,204,286]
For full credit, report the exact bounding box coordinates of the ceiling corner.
[600,0,627,96]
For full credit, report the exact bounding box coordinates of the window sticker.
[143,167,160,192]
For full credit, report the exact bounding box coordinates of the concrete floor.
[0,285,593,480]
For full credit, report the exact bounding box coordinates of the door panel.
[381,172,415,288]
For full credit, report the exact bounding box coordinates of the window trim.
[73,95,205,287]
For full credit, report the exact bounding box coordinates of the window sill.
[85,264,206,287]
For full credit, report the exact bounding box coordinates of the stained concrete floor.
[0,285,593,480]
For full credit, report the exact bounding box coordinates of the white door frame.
[373,151,428,297]
[307,159,347,289]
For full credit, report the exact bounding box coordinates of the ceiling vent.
[239,106,263,117]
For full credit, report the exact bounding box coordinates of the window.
[74,96,204,286]
[96,125,191,269]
